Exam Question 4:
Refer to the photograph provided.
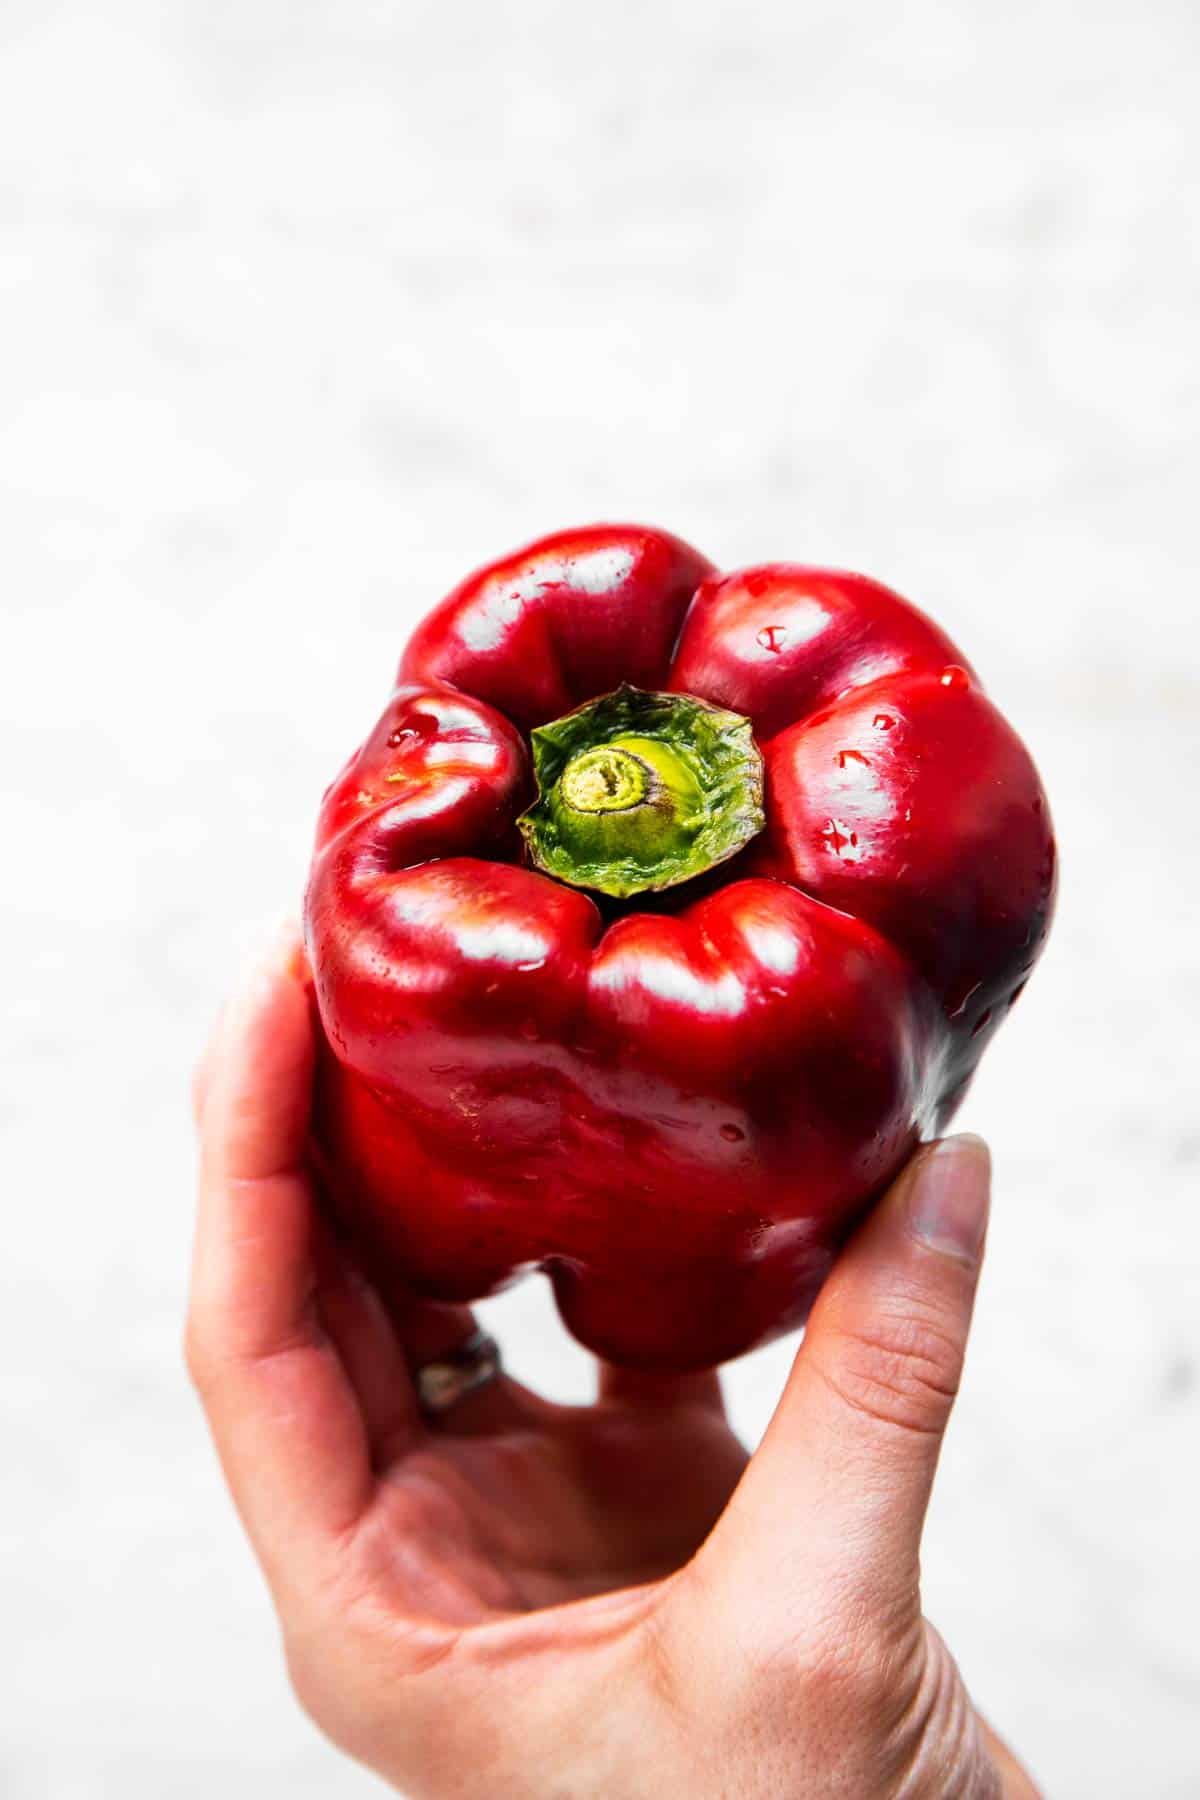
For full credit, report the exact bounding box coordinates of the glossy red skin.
[305,524,1056,1370]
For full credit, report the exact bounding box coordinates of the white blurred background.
[3,2,1198,1794]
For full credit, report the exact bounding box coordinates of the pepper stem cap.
[518,684,764,899]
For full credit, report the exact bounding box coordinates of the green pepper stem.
[560,746,651,815]
[518,685,764,900]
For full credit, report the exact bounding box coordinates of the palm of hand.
[282,1326,751,1789]
[344,1377,748,1624]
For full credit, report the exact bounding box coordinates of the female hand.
[187,928,1038,1798]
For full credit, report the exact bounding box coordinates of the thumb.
[709,1136,991,1621]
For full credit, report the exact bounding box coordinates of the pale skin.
[188,927,1040,1798]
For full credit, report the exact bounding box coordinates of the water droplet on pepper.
[820,818,852,856]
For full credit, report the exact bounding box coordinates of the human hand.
[188,928,1038,1798]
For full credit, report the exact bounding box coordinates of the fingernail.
[907,1134,991,1264]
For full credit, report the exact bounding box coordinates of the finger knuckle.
[818,1306,964,1438]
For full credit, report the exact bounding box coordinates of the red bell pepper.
[305,525,1055,1370]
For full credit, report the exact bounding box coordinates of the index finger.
[186,926,374,1588]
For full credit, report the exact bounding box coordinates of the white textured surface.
[3,3,1199,1795]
